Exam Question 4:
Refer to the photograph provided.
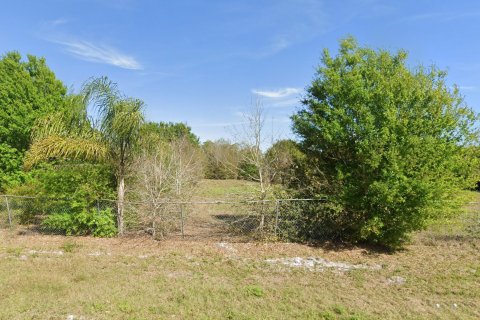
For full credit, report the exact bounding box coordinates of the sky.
[1,0,480,142]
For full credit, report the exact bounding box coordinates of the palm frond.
[24,135,108,170]
[32,94,93,142]
[105,98,144,142]
[82,76,122,129]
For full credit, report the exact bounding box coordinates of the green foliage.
[0,52,67,151]
[265,139,306,185]
[291,37,479,248]
[202,139,267,182]
[25,76,144,174]
[10,162,115,200]
[141,121,200,146]
[244,285,264,297]
[0,52,67,190]
[7,161,115,224]
[25,76,146,234]
[274,197,330,242]
[237,159,258,181]
[0,143,26,189]
[41,208,117,237]
[60,240,81,253]
[202,139,241,179]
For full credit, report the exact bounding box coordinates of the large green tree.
[292,37,479,248]
[0,52,67,190]
[25,77,144,235]
[141,121,200,146]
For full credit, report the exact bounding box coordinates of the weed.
[72,274,87,283]
[333,305,347,315]
[118,301,135,314]
[6,247,23,256]
[319,311,336,320]
[91,302,106,312]
[245,285,264,298]
[60,240,81,253]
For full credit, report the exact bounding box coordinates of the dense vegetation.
[291,37,479,247]
[0,52,67,190]
[0,37,478,248]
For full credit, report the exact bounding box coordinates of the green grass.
[60,239,81,253]
[194,179,259,199]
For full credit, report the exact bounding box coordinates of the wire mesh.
[0,195,323,240]
[1,195,479,241]
[121,199,285,240]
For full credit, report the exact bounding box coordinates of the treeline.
[202,139,300,184]
[1,36,479,248]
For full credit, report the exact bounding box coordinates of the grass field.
[0,181,479,319]
[194,179,260,199]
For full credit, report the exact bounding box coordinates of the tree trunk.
[258,168,266,231]
[117,174,125,235]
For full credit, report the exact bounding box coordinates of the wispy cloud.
[236,0,329,58]
[251,87,302,108]
[252,36,292,58]
[252,88,301,99]
[270,98,300,108]
[50,18,69,27]
[51,38,142,70]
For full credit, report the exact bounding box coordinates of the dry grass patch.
[0,227,479,319]
[0,195,479,319]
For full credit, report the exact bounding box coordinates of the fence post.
[4,195,12,228]
[274,199,280,238]
[180,203,185,239]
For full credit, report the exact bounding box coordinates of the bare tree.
[238,99,269,196]
[229,97,281,230]
[131,136,203,238]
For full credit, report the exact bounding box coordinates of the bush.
[41,208,117,237]
[291,37,479,248]
[265,139,306,186]
[7,161,116,225]
[0,143,26,191]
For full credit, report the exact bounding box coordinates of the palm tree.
[24,77,144,235]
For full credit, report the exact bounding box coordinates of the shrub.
[41,208,117,237]
[7,161,116,226]
[291,37,479,248]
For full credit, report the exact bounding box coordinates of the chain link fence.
[423,201,480,241]
[0,195,326,241]
[1,195,479,241]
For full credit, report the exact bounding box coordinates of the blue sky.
[1,0,480,142]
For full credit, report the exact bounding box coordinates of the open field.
[193,179,259,199]
[0,182,479,319]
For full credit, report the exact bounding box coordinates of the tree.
[24,77,144,235]
[131,134,203,238]
[0,52,67,190]
[292,37,479,248]
[141,121,200,146]
[265,139,305,186]
[232,99,276,199]
[230,99,283,230]
[202,139,241,179]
